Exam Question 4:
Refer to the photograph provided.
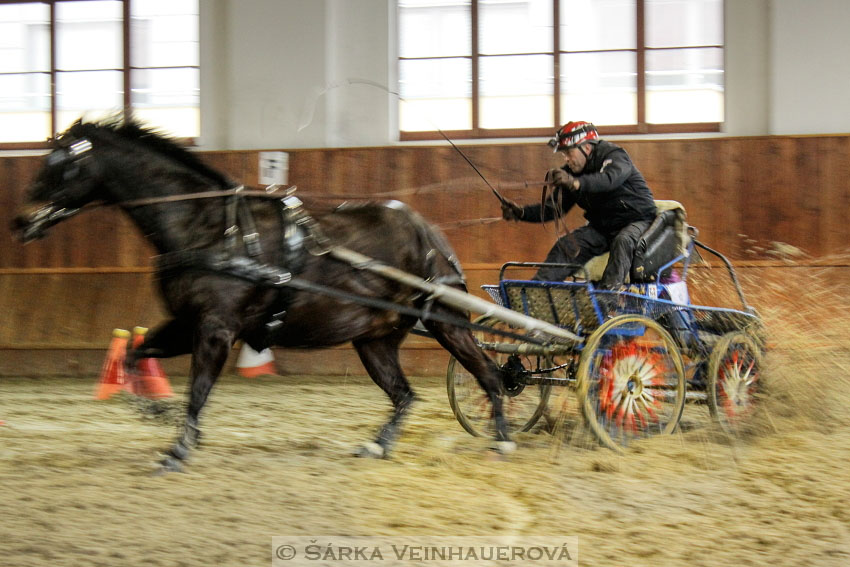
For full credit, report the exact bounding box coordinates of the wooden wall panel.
[3,135,850,271]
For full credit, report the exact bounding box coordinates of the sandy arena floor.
[1,264,850,567]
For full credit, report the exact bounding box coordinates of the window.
[398,0,723,140]
[0,0,198,148]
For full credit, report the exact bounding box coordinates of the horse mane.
[69,117,235,189]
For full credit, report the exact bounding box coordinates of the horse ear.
[63,118,87,141]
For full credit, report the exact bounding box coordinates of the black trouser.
[533,220,651,287]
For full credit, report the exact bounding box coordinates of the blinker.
[69,138,92,157]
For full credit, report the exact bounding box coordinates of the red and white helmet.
[548,121,599,152]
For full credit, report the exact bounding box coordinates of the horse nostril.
[10,209,43,241]
[11,214,27,232]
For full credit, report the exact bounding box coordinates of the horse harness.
[150,186,493,343]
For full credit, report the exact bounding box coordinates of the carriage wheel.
[447,315,551,438]
[707,331,764,434]
[577,314,686,453]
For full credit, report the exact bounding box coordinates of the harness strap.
[284,278,554,346]
[156,250,291,287]
[283,195,331,255]
[237,194,263,257]
[224,190,240,252]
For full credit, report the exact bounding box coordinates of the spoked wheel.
[447,315,551,437]
[707,331,764,434]
[577,314,686,452]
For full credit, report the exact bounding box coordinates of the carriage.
[14,119,765,471]
[445,201,766,452]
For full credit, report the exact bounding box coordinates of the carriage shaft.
[330,247,584,344]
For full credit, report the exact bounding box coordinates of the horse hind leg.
[421,311,515,453]
[352,333,416,459]
[158,316,236,474]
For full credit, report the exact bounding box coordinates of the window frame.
[0,0,199,149]
[398,0,724,141]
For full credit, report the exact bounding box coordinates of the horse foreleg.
[352,333,416,459]
[158,317,235,474]
[423,313,515,453]
[125,318,194,370]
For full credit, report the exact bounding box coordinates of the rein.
[121,185,278,207]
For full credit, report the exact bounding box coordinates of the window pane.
[131,0,199,68]
[0,72,50,112]
[479,0,552,55]
[399,0,470,58]
[132,68,198,107]
[56,0,123,70]
[560,0,635,52]
[646,47,723,123]
[134,106,199,138]
[132,67,199,137]
[0,3,50,73]
[0,72,50,142]
[479,54,553,128]
[399,58,471,131]
[561,51,636,125]
[646,0,723,48]
[56,70,123,131]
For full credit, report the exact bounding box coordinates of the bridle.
[36,135,291,212]
[38,137,96,208]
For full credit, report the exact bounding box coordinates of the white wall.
[769,0,850,135]
[200,0,330,149]
[323,0,394,147]
[198,0,850,150]
[723,0,770,136]
[199,0,392,150]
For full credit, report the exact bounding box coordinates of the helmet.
[548,121,599,152]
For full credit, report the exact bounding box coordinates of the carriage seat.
[582,200,689,283]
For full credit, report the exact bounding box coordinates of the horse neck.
[99,149,228,255]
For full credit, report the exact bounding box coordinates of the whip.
[436,129,512,208]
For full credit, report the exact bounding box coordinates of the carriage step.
[685,390,707,403]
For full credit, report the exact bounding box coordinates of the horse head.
[13,120,108,242]
[13,118,234,245]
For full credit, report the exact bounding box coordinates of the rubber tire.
[707,331,764,434]
[577,314,686,453]
[447,315,551,438]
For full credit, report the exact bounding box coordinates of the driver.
[501,121,657,287]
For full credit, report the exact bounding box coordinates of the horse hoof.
[354,441,385,459]
[494,441,517,455]
[153,455,185,476]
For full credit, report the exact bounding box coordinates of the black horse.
[13,118,511,473]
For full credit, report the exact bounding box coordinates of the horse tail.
[383,200,466,288]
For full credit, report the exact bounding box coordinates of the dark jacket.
[520,140,657,235]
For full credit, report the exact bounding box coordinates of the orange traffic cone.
[95,328,131,400]
[128,326,174,398]
[236,343,277,378]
